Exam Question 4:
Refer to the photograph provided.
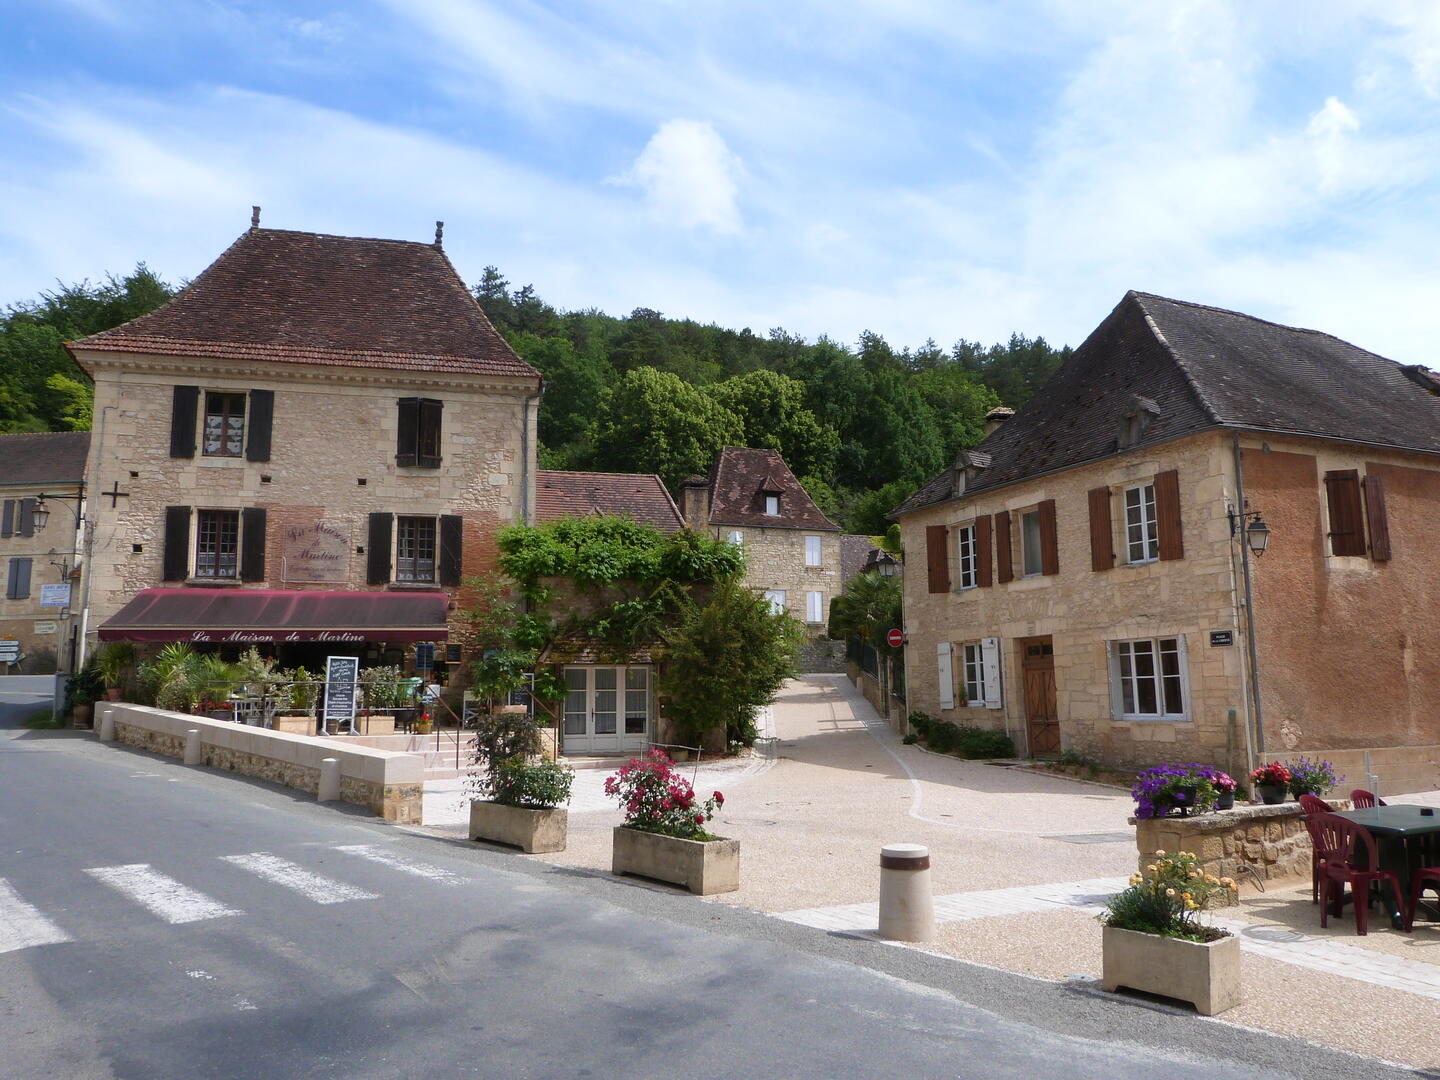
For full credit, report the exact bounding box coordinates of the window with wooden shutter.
[1363,473,1391,561]
[162,506,192,581]
[995,511,1013,583]
[1038,498,1058,575]
[367,512,394,584]
[5,558,31,600]
[1324,470,1366,556]
[418,399,443,468]
[240,507,267,582]
[1154,469,1184,561]
[925,524,950,593]
[438,514,463,586]
[974,514,993,587]
[170,386,199,458]
[936,642,954,709]
[0,500,12,538]
[1087,487,1114,571]
[396,399,420,467]
[246,390,274,463]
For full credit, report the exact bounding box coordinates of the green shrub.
[954,726,1015,759]
[907,711,936,737]
[927,721,960,753]
[491,757,574,809]
[901,733,918,745]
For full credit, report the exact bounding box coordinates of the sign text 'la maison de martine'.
[186,629,369,644]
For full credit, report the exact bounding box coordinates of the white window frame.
[764,495,780,516]
[726,529,744,546]
[1020,510,1043,577]
[1108,635,1189,721]
[395,514,438,583]
[955,523,977,590]
[804,534,822,567]
[1124,483,1159,564]
[763,589,786,614]
[961,643,983,704]
[193,507,241,580]
[806,590,823,623]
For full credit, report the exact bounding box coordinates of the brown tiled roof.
[535,471,684,532]
[0,432,90,486]
[69,227,539,381]
[893,290,1440,518]
[706,447,840,531]
[840,534,873,584]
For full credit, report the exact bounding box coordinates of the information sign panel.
[39,584,71,608]
[323,656,360,733]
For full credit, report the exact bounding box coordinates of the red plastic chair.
[1298,794,1334,902]
[1312,813,1407,935]
[1350,789,1387,808]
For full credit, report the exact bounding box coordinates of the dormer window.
[764,494,780,516]
[1119,395,1160,449]
[952,450,990,497]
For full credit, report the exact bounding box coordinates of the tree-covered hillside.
[0,262,1069,533]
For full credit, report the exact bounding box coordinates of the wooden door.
[1020,637,1060,757]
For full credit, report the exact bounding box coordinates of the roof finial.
[434,220,444,247]
[250,206,261,230]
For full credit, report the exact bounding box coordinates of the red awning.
[97,588,449,644]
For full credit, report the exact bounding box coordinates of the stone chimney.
[679,475,711,530]
[983,406,1014,438]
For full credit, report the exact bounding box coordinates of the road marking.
[333,845,465,885]
[0,877,72,953]
[84,864,241,924]
[221,853,379,904]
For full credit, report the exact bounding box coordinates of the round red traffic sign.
[886,628,905,648]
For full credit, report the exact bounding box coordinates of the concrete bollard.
[878,843,935,942]
[317,757,340,803]
[184,729,202,766]
[98,708,116,742]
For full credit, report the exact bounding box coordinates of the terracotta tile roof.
[840,534,873,583]
[535,471,684,532]
[706,447,840,531]
[68,228,539,381]
[893,290,1440,518]
[0,431,90,486]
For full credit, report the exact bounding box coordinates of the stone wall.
[102,702,424,822]
[722,525,841,634]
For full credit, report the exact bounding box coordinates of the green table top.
[1335,805,1440,837]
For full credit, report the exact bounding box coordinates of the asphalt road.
[0,695,1421,1080]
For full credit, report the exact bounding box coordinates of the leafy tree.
[511,333,615,456]
[44,373,93,430]
[848,479,921,537]
[827,571,902,656]
[473,266,517,334]
[591,367,744,488]
[705,369,838,480]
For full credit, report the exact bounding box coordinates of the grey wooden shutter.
[240,507,267,582]
[1088,486,1114,571]
[418,399,443,468]
[1154,470,1184,561]
[395,399,419,467]
[367,512,393,584]
[936,642,954,710]
[438,514,463,586]
[246,389,274,463]
[1363,473,1391,561]
[170,385,199,458]
[0,500,12,538]
[17,498,35,538]
[162,506,192,581]
[6,558,31,600]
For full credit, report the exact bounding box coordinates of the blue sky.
[3,1,1440,363]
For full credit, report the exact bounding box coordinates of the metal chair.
[1298,793,1334,902]
[1312,813,1406,935]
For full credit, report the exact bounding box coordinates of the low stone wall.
[1132,803,1336,897]
[100,703,424,823]
[1290,745,1440,796]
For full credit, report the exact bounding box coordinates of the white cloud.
[1307,95,1360,190]
[616,120,743,233]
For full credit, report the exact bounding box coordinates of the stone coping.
[1127,803,1307,832]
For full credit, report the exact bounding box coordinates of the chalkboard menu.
[323,656,360,732]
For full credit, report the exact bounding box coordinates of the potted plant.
[273,666,319,734]
[1130,763,1219,818]
[466,706,573,852]
[1209,770,1239,811]
[93,642,135,701]
[605,748,738,895]
[1286,757,1343,799]
[1099,850,1241,1015]
[1250,761,1292,804]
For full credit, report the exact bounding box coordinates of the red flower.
[714,792,724,804]
[694,814,704,825]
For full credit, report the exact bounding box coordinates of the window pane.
[1160,639,1183,714]
[1022,512,1042,575]
[203,392,246,457]
[396,517,437,582]
[807,591,823,622]
[764,590,785,614]
[805,535,822,566]
[957,525,976,588]
[195,509,239,578]
[625,667,648,690]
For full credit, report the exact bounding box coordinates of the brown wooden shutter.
[170,386,199,458]
[17,498,35,538]
[925,524,950,594]
[162,506,191,581]
[395,399,420,467]
[974,514,993,587]
[418,399,443,468]
[1324,470,1366,556]
[246,390,273,463]
[995,511,1013,583]
[1154,469,1184,561]
[240,507,267,582]
[1038,499,1058,575]
[367,512,394,584]
[1363,473,1391,561]
[1088,487,1114,571]
[438,514,463,586]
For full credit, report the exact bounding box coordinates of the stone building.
[893,291,1440,785]
[67,220,541,681]
[0,432,89,673]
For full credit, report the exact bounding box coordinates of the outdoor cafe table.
[1334,805,1440,924]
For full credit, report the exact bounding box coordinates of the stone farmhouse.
[893,291,1440,788]
[67,219,541,685]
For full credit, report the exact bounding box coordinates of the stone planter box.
[1101,925,1241,1015]
[358,713,395,736]
[469,801,567,853]
[611,826,739,895]
[273,713,315,735]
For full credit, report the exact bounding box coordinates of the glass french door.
[561,665,650,753]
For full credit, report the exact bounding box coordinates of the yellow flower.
[1220,877,1236,889]
[1129,873,1142,885]
[1190,870,1201,879]
[1147,864,1158,873]
[1165,888,1176,897]
[1154,849,1166,857]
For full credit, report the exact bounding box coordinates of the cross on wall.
[105,480,131,508]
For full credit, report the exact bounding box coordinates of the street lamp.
[1228,505,1272,557]
[31,497,50,532]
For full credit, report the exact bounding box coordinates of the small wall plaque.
[1209,630,1234,647]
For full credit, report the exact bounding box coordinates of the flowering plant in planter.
[1131,763,1219,819]
[1210,770,1237,794]
[1101,850,1238,942]
[604,748,724,841]
[1285,757,1343,797]
[1250,761,1291,788]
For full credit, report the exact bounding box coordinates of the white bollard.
[98,708,116,742]
[878,843,935,942]
[184,728,202,766]
[317,757,340,803]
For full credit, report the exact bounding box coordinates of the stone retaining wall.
[102,703,424,823]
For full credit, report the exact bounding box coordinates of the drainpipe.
[519,379,544,525]
[1232,431,1265,763]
